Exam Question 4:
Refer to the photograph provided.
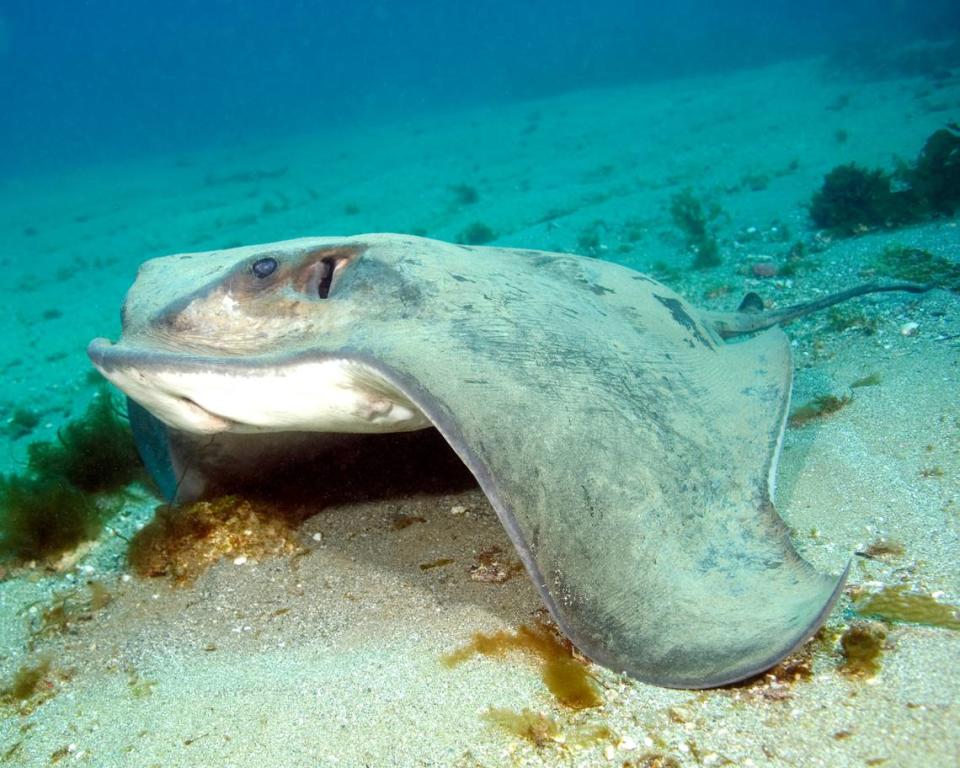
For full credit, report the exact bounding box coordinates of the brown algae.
[788,394,851,428]
[482,707,613,749]
[839,622,887,678]
[857,539,905,560]
[853,585,960,630]
[127,496,301,585]
[0,655,53,715]
[442,621,602,709]
[851,372,882,388]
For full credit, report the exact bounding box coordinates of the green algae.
[0,475,105,562]
[457,221,496,245]
[872,244,960,292]
[0,390,139,562]
[669,188,722,268]
[25,389,140,493]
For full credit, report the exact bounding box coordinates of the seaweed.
[27,581,112,643]
[442,620,601,710]
[0,474,106,561]
[905,124,960,214]
[0,392,138,563]
[482,707,613,749]
[5,408,39,440]
[483,708,561,747]
[809,164,905,234]
[872,244,960,292]
[26,390,140,493]
[851,373,882,388]
[788,394,851,428]
[839,621,887,678]
[853,585,960,630]
[810,124,960,235]
[576,221,606,257]
[669,189,722,268]
[826,308,878,335]
[456,221,496,245]
[449,183,479,206]
[857,538,904,560]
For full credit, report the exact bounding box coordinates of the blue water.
[2,0,958,177]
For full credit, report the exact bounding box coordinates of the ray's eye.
[252,257,278,279]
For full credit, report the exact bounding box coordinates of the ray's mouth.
[174,394,235,429]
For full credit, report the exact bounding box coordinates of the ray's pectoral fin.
[496,329,845,688]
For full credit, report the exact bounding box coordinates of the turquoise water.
[2,1,958,176]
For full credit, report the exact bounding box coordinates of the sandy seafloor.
[0,57,958,767]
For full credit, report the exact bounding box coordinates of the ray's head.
[117,238,370,356]
[87,236,435,436]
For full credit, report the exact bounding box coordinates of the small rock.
[900,321,919,337]
[751,261,778,278]
[233,555,248,566]
[449,504,467,515]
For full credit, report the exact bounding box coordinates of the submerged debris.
[468,545,524,584]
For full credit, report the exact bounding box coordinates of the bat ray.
[87,234,928,688]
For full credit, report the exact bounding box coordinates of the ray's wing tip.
[691,559,851,690]
[611,560,852,691]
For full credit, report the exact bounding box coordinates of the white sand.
[0,57,958,766]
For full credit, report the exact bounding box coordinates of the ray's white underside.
[96,357,432,435]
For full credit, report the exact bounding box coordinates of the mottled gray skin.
[89,234,848,689]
